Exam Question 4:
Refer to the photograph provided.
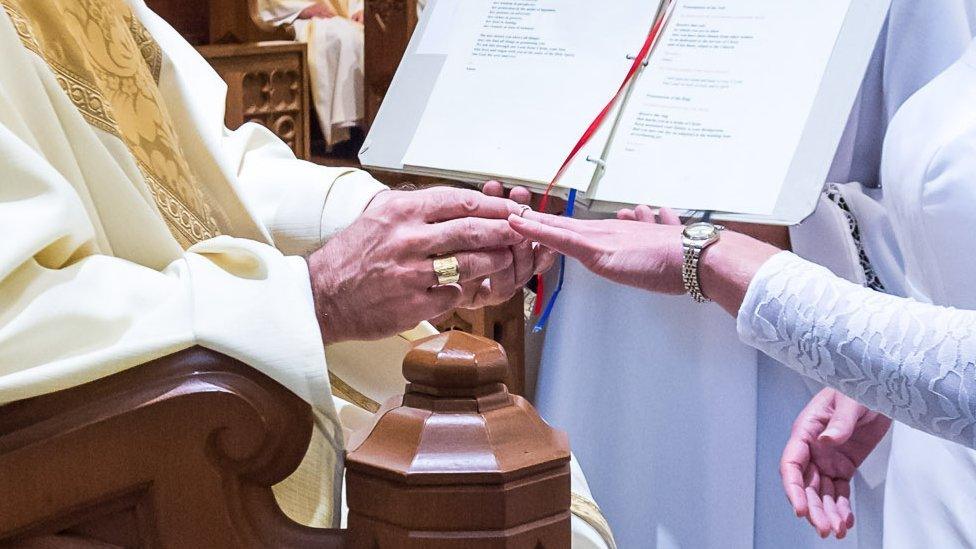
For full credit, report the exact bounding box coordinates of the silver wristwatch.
[682,222,723,303]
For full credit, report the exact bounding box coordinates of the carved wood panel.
[198,42,311,160]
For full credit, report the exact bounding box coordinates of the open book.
[360,0,890,224]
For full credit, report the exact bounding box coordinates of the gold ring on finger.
[433,255,461,286]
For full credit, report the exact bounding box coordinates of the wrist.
[665,231,687,295]
[698,231,780,315]
[308,247,347,345]
[363,188,399,214]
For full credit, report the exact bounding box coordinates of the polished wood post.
[345,331,572,548]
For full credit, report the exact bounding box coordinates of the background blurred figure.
[258,0,365,147]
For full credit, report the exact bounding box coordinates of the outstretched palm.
[781,388,891,539]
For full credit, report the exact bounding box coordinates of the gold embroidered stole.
[1,0,228,248]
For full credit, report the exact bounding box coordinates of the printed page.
[401,0,663,188]
[594,0,852,214]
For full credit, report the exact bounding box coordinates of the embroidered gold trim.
[571,492,617,549]
[328,372,381,414]
[1,0,223,248]
[50,59,119,135]
[2,0,39,55]
[126,13,161,83]
[140,163,215,248]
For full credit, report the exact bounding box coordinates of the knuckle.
[393,228,422,253]
[460,193,481,214]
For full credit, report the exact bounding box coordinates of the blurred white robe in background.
[258,0,365,146]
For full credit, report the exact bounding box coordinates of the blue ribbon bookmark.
[532,189,577,333]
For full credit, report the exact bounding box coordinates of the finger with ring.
[433,256,461,286]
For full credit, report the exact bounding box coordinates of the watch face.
[684,223,716,240]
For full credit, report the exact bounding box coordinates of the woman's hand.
[508,208,686,295]
[781,388,892,539]
[510,206,781,314]
[350,9,364,23]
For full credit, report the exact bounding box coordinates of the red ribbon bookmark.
[536,4,672,215]
[533,2,674,318]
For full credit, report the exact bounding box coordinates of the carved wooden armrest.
[0,334,569,547]
[0,347,341,547]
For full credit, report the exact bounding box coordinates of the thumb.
[819,394,864,446]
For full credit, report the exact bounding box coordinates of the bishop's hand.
[308,187,533,344]
[780,388,892,539]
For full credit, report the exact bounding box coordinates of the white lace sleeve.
[738,251,976,449]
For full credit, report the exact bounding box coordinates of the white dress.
[739,38,976,548]
[535,2,976,547]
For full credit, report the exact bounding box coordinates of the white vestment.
[258,0,365,146]
[877,40,976,546]
[535,2,976,547]
[740,36,976,548]
[0,1,612,545]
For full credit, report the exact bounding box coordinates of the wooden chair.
[0,332,570,547]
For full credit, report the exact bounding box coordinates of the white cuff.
[320,170,387,242]
[262,166,386,255]
[735,250,803,342]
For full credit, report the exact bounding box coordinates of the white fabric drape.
[0,0,383,528]
[258,0,366,146]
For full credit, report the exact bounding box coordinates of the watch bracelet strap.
[682,245,710,303]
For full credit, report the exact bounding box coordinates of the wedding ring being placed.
[518,204,532,217]
[433,256,461,286]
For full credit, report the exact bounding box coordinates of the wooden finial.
[345,332,572,548]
